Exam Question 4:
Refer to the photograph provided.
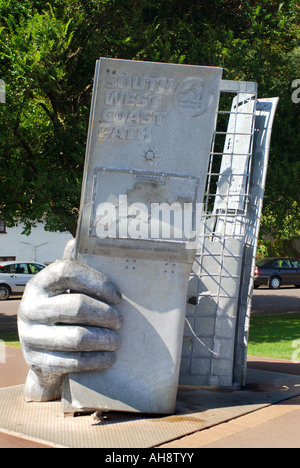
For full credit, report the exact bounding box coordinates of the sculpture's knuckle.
[114,331,121,350]
[76,294,86,313]
[53,259,72,280]
[18,301,28,320]
[74,327,87,348]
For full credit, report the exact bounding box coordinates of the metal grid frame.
[201,81,258,304]
[180,80,258,388]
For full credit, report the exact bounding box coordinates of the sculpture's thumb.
[63,238,76,261]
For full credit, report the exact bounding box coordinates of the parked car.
[254,258,300,289]
[0,261,46,300]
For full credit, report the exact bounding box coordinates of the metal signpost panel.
[63,58,223,414]
[233,97,279,386]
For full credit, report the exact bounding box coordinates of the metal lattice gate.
[180,80,279,388]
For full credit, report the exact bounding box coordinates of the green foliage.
[0,332,20,347]
[0,0,299,236]
[0,2,89,235]
[257,237,299,259]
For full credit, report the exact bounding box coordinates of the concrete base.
[0,369,299,448]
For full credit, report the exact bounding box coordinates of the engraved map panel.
[89,169,200,243]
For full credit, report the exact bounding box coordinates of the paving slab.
[161,395,300,448]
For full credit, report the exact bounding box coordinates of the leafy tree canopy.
[0,0,299,240]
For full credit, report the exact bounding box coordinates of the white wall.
[0,223,73,263]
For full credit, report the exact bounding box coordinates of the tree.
[0,0,299,242]
[0,2,90,235]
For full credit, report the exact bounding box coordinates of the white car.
[0,261,46,300]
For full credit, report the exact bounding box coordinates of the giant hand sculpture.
[18,254,122,402]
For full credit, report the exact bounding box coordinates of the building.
[0,220,73,264]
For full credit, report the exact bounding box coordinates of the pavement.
[0,290,299,448]
[0,348,299,448]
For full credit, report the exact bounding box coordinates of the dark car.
[254,258,300,289]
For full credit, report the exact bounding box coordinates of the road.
[0,297,21,333]
[251,286,300,315]
[0,287,299,334]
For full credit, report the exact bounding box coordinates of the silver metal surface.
[18,259,123,402]
[17,60,279,418]
[180,84,279,389]
[68,58,223,414]
[233,98,280,386]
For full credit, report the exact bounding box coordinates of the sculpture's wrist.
[24,369,64,402]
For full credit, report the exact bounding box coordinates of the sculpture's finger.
[19,320,121,353]
[18,293,122,330]
[24,348,117,376]
[25,259,122,305]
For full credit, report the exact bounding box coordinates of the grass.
[248,313,300,361]
[1,314,299,360]
[0,333,20,348]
